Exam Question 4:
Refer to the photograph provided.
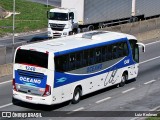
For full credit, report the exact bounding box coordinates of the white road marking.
[0,103,13,109]
[139,56,160,64]
[122,88,135,94]
[0,80,12,85]
[150,105,160,111]
[130,117,139,120]
[145,40,160,46]
[95,97,111,104]
[144,80,156,85]
[66,107,84,114]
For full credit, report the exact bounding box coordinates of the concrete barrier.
[0,46,6,64]
[102,17,160,41]
[0,63,12,77]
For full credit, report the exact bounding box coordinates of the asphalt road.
[0,32,48,64]
[0,39,160,120]
[0,32,47,46]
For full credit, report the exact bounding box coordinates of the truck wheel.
[88,25,94,31]
[118,74,127,87]
[71,87,82,104]
[73,29,78,35]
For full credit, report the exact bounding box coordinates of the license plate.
[26,96,32,100]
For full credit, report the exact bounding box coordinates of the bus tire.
[71,87,82,104]
[12,97,19,105]
[119,74,127,87]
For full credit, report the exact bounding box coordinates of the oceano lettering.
[19,76,41,84]
[87,64,103,73]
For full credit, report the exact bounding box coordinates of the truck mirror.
[70,16,73,20]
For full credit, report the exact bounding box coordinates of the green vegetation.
[0,0,53,37]
[147,113,160,120]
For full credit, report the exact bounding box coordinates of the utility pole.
[47,0,48,8]
[132,0,136,17]
[13,0,15,45]
[12,0,15,62]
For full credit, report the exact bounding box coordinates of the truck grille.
[50,23,65,31]
[53,33,62,38]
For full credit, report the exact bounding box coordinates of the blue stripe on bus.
[54,55,135,88]
[54,37,128,56]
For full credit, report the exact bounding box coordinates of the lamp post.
[47,0,48,8]
[13,0,15,45]
[132,0,136,17]
[12,0,15,62]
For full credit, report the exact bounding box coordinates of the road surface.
[0,39,160,120]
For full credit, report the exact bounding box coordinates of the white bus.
[12,31,145,105]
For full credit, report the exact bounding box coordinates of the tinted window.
[49,12,68,21]
[55,41,129,72]
[129,40,139,63]
[15,49,48,68]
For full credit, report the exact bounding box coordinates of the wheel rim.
[74,91,80,101]
[121,76,125,83]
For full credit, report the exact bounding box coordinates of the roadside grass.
[147,113,160,120]
[0,0,53,37]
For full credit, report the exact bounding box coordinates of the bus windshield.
[48,12,68,21]
[15,49,48,68]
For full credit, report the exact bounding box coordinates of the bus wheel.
[119,74,127,87]
[71,87,82,104]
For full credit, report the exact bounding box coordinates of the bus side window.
[75,51,83,69]
[118,42,124,57]
[101,46,107,62]
[129,40,139,63]
[108,45,112,60]
[118,42,129,57]
[55,55,69,72]
[69,53,76,71]
[89,49,95,65]
[95,47,101,63]
[83,50,88,67]
[112,43,118,59]
[123,42,129,56]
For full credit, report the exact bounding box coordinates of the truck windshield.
[15,49,48,68]
[49,12,68,21]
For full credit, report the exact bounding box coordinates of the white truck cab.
[47,8,78,38]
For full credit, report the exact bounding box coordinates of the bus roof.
[20,31,136,55]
